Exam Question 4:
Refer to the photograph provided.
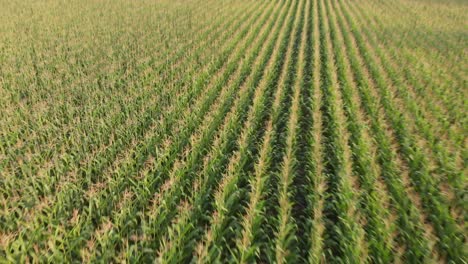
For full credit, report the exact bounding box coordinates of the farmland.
[0,0,466,262]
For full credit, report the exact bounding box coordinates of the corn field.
[0,0,466,263]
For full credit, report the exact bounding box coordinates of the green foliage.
[0,0,465,263]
